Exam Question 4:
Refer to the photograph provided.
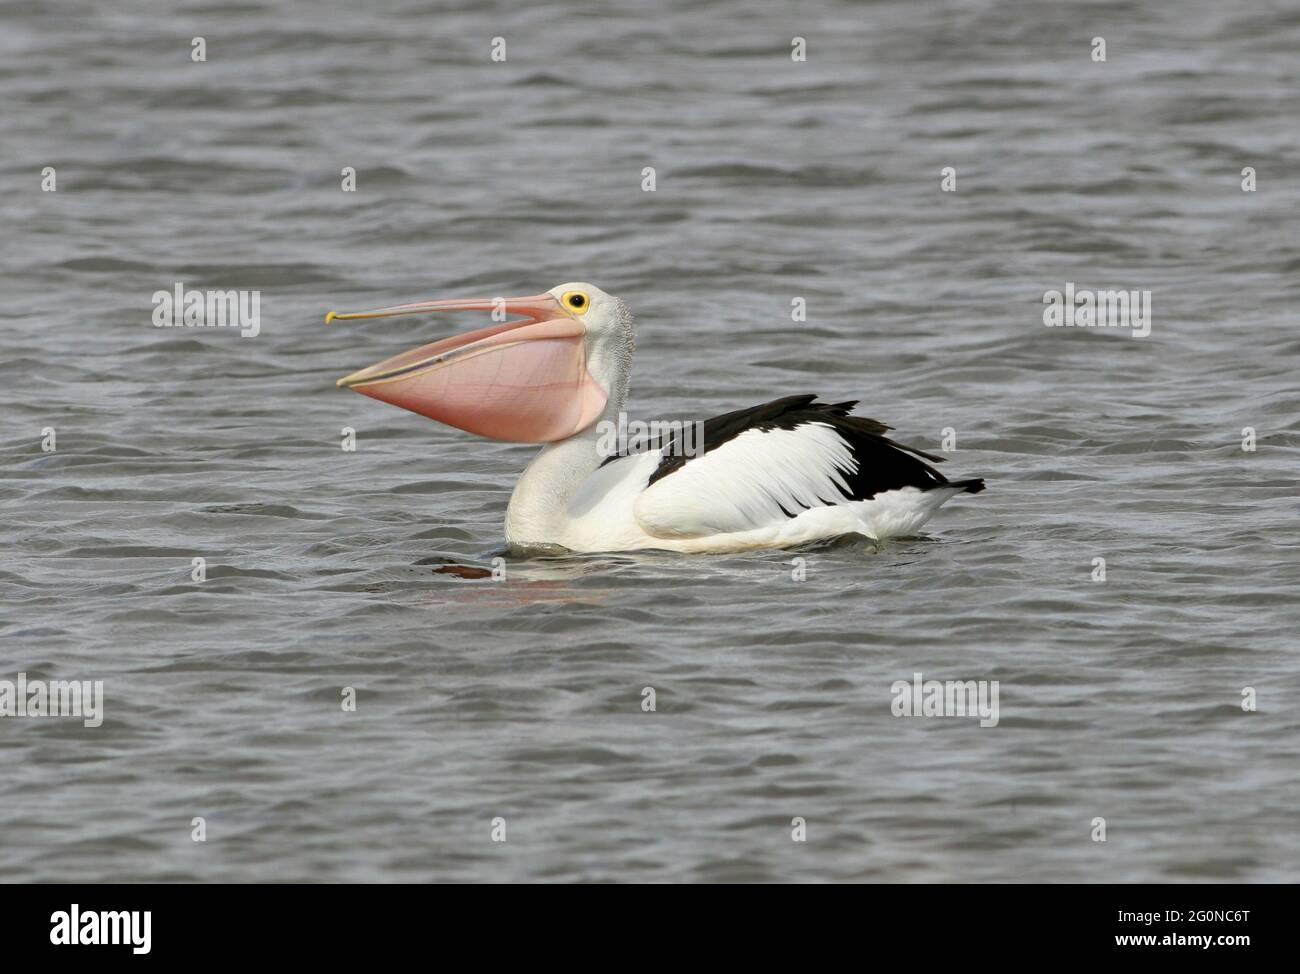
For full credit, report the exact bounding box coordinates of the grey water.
[2,0,1298,882]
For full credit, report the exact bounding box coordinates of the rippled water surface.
[3,0,1299,882]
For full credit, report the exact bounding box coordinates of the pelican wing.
[629,395,976,540]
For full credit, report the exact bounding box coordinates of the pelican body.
[332,283,984,554]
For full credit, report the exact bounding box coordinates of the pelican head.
[329,282,633,443]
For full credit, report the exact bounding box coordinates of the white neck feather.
[503,394,625,547]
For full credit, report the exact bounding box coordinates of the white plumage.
[522,419,979,554]
[634,424,856,538]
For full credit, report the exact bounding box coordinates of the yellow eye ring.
[561,290,589,313]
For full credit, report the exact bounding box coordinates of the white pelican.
[330,282,984,553]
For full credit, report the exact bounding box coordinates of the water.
[2,0,1298,882]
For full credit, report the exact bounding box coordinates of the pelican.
[330,282,984,553]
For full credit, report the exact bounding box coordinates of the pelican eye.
[562,291,588,312]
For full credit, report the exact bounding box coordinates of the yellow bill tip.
[324,310,338,324]
[336,367,370,389]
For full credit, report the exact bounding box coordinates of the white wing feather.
[631,424,856,539]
